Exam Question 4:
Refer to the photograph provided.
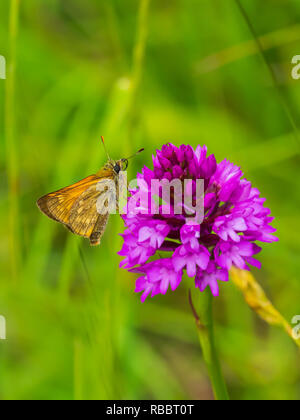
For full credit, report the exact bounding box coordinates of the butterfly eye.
[114,164,121,174]
[122,160,129,171]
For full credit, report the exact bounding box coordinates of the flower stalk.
[189,290,229,401]
[231,268,300,349]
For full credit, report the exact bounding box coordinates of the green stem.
[190,290,229,400]
[5,0,21,283]
[132,0,150,98]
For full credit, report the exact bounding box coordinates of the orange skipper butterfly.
[37,137,144,246]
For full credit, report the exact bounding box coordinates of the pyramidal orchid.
[118,144,278,302]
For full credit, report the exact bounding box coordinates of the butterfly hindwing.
[89,214,110,246]
[68,182,109,238]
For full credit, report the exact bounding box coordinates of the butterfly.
[37,137,144,246]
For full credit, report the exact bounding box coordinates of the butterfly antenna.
[125,148,145,160]
[101,136,111,160]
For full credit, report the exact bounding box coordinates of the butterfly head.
[111,159,129,174]
[101,137,144,174]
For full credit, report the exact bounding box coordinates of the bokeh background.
[0,0,300,400]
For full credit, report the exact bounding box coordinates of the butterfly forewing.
[37,172,114,245]
[37,176,100,223]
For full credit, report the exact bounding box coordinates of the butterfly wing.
[37,175,101,224]
[68,182,110,242]
[89,214,110,246]
[37,172,114,245]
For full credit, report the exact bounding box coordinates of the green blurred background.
[0,0,300,400]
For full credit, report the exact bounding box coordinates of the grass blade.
[5,0,21,283]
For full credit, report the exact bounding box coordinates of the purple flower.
[138,220,170,249]
[213,214,247,242]
[214,240,262,271]
[119,143,278,302]
[173,244,210,277]
[119,230,155,269]
[180,225,201,250]
[195,262,229,297]
[134,259,183,302]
